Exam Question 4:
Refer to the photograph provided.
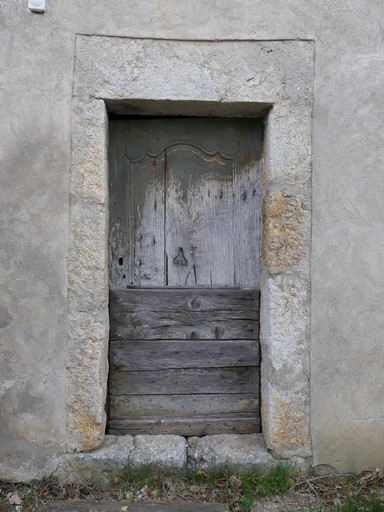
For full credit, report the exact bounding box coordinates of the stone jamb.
[67,35,314,460]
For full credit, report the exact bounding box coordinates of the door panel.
[109,118,263,288]
[108,288,260,436]
[166,146,235,286]
[108,118,263,435]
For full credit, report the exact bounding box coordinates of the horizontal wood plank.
[110,317,258,340]
[109,393,259,419]
[109,340,260,371]
[108,416,260,436]
[110,288,259,313]
[110,288,259,340]
[109,367,259,395]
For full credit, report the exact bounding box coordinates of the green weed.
[185,464,292,511]
[257,464,292,496]
[313,498,384,512]
[338,498,384,512]
[1,465,383,512]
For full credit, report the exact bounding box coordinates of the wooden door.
[108,118,263,436]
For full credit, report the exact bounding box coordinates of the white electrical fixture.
[28,0,46,13]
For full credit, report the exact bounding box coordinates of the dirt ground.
[1,467,384,512]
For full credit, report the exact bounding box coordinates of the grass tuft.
[316,498,384,512]
[256,464,292,497]
[1,465,383,512]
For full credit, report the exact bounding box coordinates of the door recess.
[108,118,263,436]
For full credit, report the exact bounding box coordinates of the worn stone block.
[44,501,229,512]
[263,192,309,275]
[129,435,187,470]
[260,274,311,457]
[56,435,187,482]
[187,434,275,470]
[56,436,135,482]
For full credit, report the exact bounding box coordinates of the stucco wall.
[0,0,383,479]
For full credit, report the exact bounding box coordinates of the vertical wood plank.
[109,120,166,287]
[166,146,235,286]
[129,155,165,286]
[233,158,262,288]
[233,120,263,287]
[109,122,131,288]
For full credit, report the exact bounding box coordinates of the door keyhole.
[173,247,188,266]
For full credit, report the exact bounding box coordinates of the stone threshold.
[56,434,283,483]
[43,501,229,511]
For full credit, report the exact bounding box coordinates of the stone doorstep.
[55,434,279,483]
[42,501,229,512]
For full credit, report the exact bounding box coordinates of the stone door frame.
[67,35,314,460]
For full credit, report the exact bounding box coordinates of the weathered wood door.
[108,118,263,436]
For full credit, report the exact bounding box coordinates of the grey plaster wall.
[0,0,383,479]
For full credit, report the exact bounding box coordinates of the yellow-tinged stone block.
[263,192,306,274]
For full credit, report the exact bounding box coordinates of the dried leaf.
[7,492,22,505]
[121,506,128,512]
[229,475,241,490]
